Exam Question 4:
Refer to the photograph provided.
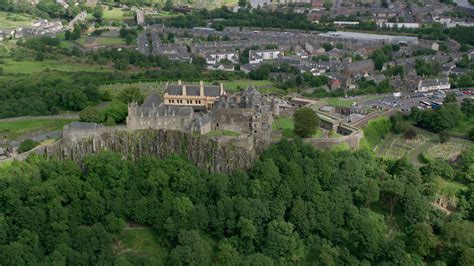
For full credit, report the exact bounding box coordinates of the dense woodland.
[0,140,473,265]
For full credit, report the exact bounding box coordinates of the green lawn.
[273,117,323,138]
[326,98,353,108]
[0,12,33,28]
[205,130,240,137]
[1,59,112,74]
[87,7,132,20]
[0,118,76,140]
[96,37,125,45]
[220,79,273,92]
[273,117,295,138]
[117,228,167,262]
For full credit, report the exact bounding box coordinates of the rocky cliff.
[46,129,260,174]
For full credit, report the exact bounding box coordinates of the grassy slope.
[1,59,112,74]
[0,118,76,140]
[0,12,33,28]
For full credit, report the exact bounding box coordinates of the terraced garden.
[375,129,473,165]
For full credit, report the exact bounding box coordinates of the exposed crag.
[46,129,261,174]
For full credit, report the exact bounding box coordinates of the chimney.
[220,83,224,95]
[200,81,204,96]
[178,80,182,85]
[183,85,187,96]
[236,95,241,104]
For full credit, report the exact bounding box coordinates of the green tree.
[118,88,144,104]
[461,98,474,117]
[263,220,303,262]
[170,230,212,265]
[103,100,128,124]
[93,5,103,20]
[293,107,320,138]
[443,92,457,104]
[407,224,437,257]
[164,0,173,10]
[79,106,105,123]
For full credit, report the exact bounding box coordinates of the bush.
[104,116,116,126]
[438,131,450,143]
[18,139,40,153]
[405,128,417,140]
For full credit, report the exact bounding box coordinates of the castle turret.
[272,99,280,117]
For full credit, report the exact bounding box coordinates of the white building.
[417,78,451,92]
[249,49,283,64]
[378,23,420,29]
[205,52,238,65]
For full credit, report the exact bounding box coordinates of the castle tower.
[272,99,280,117]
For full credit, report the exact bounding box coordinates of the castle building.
[127,93,194,130]
[163,81,225,111]
[127,87,276,141]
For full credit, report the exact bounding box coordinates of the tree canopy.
[0,139,472,264]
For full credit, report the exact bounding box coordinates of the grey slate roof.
[141,92,162,107]
[167,85,183,95]
[186,85,201,96]
[204,86,221,96]
[166,84,221,97]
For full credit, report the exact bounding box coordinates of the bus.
[431,101,443,109]
[420,100,430,107]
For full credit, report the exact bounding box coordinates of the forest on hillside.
[0,140,473,265]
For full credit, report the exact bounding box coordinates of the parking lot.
[359,88,473,112]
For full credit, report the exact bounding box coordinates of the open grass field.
[326,98,353,108]
[116,228,167,262]
[87,7,132,20]
[0,12,33,28]
[219,79,273,92]
[273,117,323,138]
[96,37,125,45]
[1,59,112,74]
[0,118,76,140]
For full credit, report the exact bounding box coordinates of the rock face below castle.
[47,129,259,174]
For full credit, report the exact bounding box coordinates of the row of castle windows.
[169,99,202,105]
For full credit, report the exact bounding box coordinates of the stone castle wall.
[303,130,364,149]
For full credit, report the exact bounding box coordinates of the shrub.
[18,139,39,153]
